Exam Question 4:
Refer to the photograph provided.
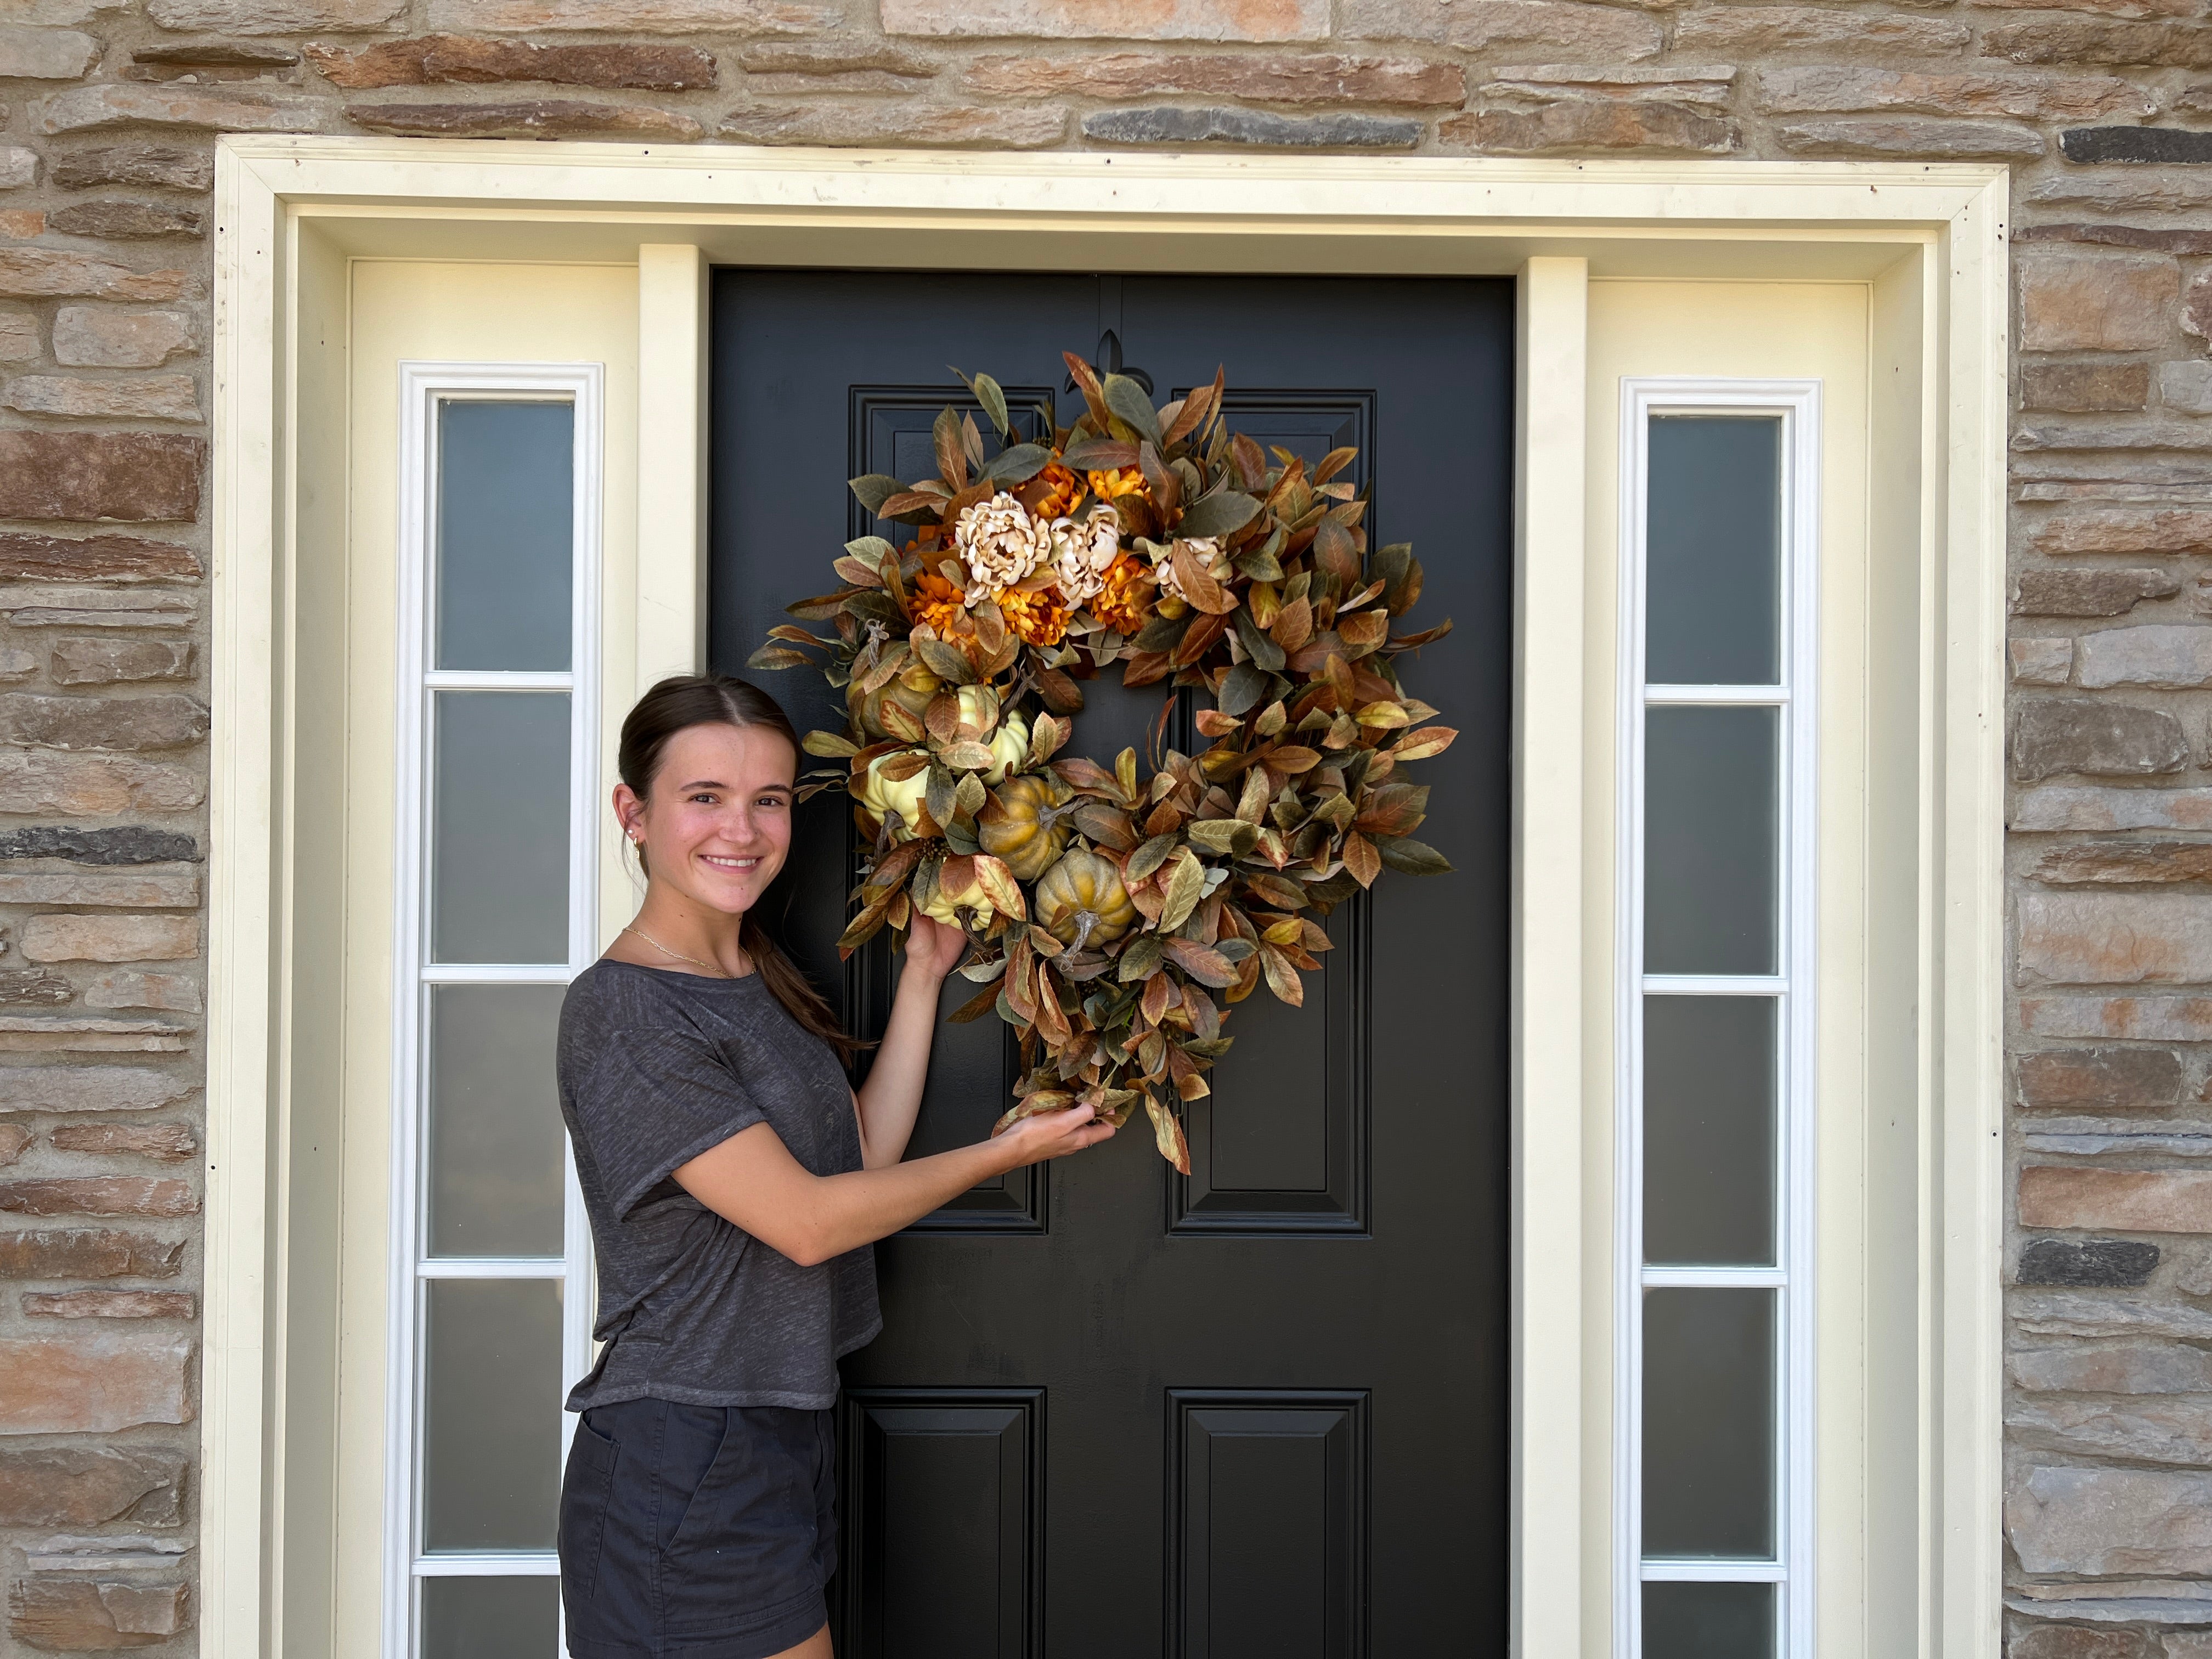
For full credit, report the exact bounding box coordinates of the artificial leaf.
[1126,834,1178,882]
[1342,830,1381,889]
[1159,849,1206,933]
[1185,818,1259,860]
[985,442,1051,485]
[949,978,1005,1023]
[1035,668,1085,715]
[1119,934,1167,983]
[1378,836,1454,876]
[1103,373,1161,447]
[1177,489,1262,540]
[1391,725,1459,762]
[933,405,968,490]
[973,854,1026,920]
[803,729,859,758]
[1059,436,1139,470]
[1257,941,1305,1007]
[848,474,905,515]
[913,637,978,684]
[746,646,812,671]
[959,366,1011,438]
[1163,936,1237,988]
[1170,543,1234,615]
[1233,606,1286,673]
[1146,1094,1192,1173]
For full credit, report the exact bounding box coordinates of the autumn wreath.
[750,352,1456,1173]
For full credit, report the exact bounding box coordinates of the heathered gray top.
[557,958,880,1412]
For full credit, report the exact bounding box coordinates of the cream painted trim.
[1514,253,1588,1659]
[635,243,708,693]
[209,138,2010,1659]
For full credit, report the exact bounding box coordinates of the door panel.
[711,270,1511,1655]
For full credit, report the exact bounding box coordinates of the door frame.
[208,139,2008,1658]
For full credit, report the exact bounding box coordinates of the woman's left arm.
[851,915,967,1169]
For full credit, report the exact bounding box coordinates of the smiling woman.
[553,674,1115,1659]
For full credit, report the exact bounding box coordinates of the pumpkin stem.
[1071,910,1099,953]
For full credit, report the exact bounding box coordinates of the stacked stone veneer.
[0,0,2205,1650]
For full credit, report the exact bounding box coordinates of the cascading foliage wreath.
[750,352,1456,1173]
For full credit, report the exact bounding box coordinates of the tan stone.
[1756,65,2151,119]
[2017,892,2212,984]
[0,753,203,815]
[2015,568,2177,616]
[0,308,34,364]
[82,973,200,1013]
[0,210,46,239]
[430,0,838,31]
[2009,1465,2212,1575]
[2,375,199,422]
[2037,509,2212,555]
[2022,1165,2212,1230]
[50,640,196,687]
[2022,992,2212,1039]
[1984,19,2212,65]
[49,308,194,370]
[0,1069,189,1116]
[1342,0,1661,56]
[2021,254,2180,352]
[307,36,716,89]
[2013,1396,2212,1467]
[0,694,207,753]
[2023,362,2153,413]
[52,144,211,193]
[721,101,1069,147]
[0,872,196,908]
[2010,1628,2149,1659]
[735,42,936,74]
[2,588,199,629]
[0,974,72,1008]
[1675,7,1968,51]
[0,1127,28,1168]
[0,1334,190,1433]
[47,200,204,240]
[1779,116,2045,157]
[22,1290,194,1318]
[50,1122,195,1159]
[37,82,319,135]
[2011,698,2188,780]
[9,1579,190,1648]
[2012,1340,2212,1393]
[1440,100,1735,152]
[346,98,703,140]
[148,0,401,26]
[0,1230,182,1279]
[887,0,1326,38]
[962,50,1464,103]
[2015,1044,2182,1108]
[2034,840,2212,884]
[0,27,99,80]
[1483,62,1735,105]
[0,1019,190,1056]
[0,540,199,586]
[22,917,197,964]
[0,249,189,304]
[0,149,33,191]
[0,1179,196,1220]
[0,1447,183,1527]
[2012,637,2074,684]
[2187,273,2212,349]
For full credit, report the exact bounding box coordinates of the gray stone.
[883,0,1327,40]
[1756,66,2152,120]
[2016,1045,2183,1108]
[1779,117,2046,158]
[2018,892,2212,985]
[1081,105,1423,147]
[2007,1465,2212,1575]
[0,1068,191,1115]
[2013,637,2075,684]
[2013,786,2212,831]
[2066,127,2212,163]
[2011,699,2189,780]
[427,0,847,29]
[720,101,1069,148]
[0,308,35,364]
[1,375,199,423]
[2015,568,2179,616]
[2010,1579,2212,1624]
[0,975,72,1009]
[2017,1237,2161,1286]
[0,695,206,753]
[1987,21,2212,66]
[0,870,197,908]
[50,639,194,687]
[20,1535,188,1572]
[50,145,212,192]
[2023,1119,2212,1155]
[2012,1396,2212,1468]
[1338,0,1662,58]
[50,309,194,371]
[146,0,404,27]
[2011,1341,2212,1393]
[2012,1290,2212,1339]
[0,27,99,80]
[2021,992,2212,1038]
[36,82,320,134]
[2166,362,2212,416]
[0,829,197,867]
[1678,4,1968,50]
[345,98,704,141]
[47,200,204,240]
[0,150,33,192]
[2077,625,2212,687]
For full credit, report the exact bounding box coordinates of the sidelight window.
[1616,383,1819,1659]
[387,366,602,1659]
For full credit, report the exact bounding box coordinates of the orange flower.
[1087,552,1153,637]
[1030,461,1084,521]
[997,584,1069,647]
[1087,466,1150,504]
[912,569,968,636]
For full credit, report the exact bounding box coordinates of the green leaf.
[844,535,896,565]
[912,637,978,684]
[1218,661,1271,719]
[1126,833,1178,882]
[1185,818,1259,859]
[953,366,1011,438]
[984,443,1051,485]
[1177,490,1262,540]
[1377,836,1454,876]
[1059,436,1139,471]
[1159,849,1206,933]
[746,645,812,671]
[848,474,905,516]
[1233,608,1286,674]
[1118,934,1166,983]
[1102,374,1161,447]
[1132,611,1192,654]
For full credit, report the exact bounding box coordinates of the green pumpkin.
[849,662,941,741]
[1034,847,1137,950]
[978,772,1076,881]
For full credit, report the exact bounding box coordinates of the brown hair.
[618,674,864,1058]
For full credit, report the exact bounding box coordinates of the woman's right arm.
[673,1105,1111,1267]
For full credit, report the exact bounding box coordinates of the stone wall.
[0,0,2206,1651]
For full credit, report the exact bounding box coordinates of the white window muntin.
[1613,378,1820,1659]
[386,362,603,1659]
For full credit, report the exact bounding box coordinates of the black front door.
[710,271,1513,1658]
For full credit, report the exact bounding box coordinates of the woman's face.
[617,722,797,918]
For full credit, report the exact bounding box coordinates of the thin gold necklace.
[621,924,738,978]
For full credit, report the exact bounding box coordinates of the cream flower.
[1050,505,1121,603]
[1146,534,1231,605]
[953,492,1054,591]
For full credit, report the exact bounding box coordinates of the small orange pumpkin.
[1034,847,1137,950]
[979,772,1076,881]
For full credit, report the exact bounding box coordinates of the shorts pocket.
[559,1412,619,1603]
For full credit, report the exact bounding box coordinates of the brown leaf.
[1312,445,1358,487]
[940,740,998,773]
[1036,668,1085,715]
[1342,830,1381,888]
[1141,969,1172,1027]
[1034,961,1072,1044]
[1258,942,1305,1007]
[973,854,1026,921]
[1164,937,1237,988]
[1265,745,1321,775]
[1270,595,1313,653]
[924,692,962,745]
[1159,849,1206,933]
[1391,725,1458,762]
[1194,708,1242,738]
[948,979,1004,1024]
[1146,1094,1192,1173]
[1171,542,1234,615]
[1053,755,1128,803]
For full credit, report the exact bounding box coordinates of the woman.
[556,674,1111,1659]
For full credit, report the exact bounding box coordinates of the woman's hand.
[901,914,967,985]
[991,1102,1115,1168]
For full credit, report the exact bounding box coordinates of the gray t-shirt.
[557,958,881,1412]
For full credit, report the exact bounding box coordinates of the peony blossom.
[1050,505,1121,603]
[953,493,1054,591]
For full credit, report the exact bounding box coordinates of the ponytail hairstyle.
[618,674,865,1058]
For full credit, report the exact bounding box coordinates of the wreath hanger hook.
[1065,329,1154,397]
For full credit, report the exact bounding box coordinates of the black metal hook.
[1065,328,1154,397]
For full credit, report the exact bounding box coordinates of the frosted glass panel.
[422,1279,562,1551]
[427,985,567,1259]
[431,691,569,965]
[1644,706,1778,976]
[1643,1286,1776,1558]
[1644,996,1777,1267]
[435,400,573,672]
[422,1576,560,1659]
[1644,1582,1774,1659]
[1646,416,1782,686]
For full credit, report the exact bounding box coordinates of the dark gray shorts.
[560,1397,835,1659]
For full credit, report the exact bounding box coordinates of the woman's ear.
[611,782,645,846]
